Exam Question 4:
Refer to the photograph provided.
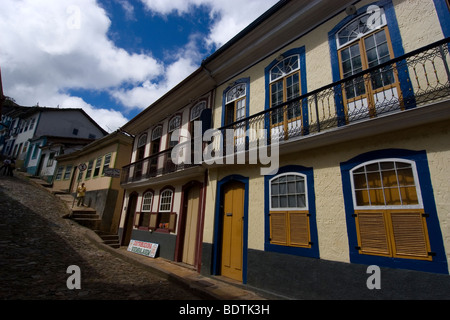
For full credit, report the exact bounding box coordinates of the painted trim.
[264,165,319,258]
[328,0,416,125]
[340,149,448,274]
[212,174,249,284]
[433,0,450,38]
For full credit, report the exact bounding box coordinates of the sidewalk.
[19,172,275,300]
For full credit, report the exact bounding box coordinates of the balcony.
[216,37,450,153]
[121,38,450,185]
[120,144,202,186]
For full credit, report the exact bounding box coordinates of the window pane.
[397,168,415,186]
[353,173,367,189]
[367,172,382,188]
[384,187,401,206]
[271,196,279,208]
[382,170,398,187]
[279,196,288,208]
[288,181,296,193]
[288,195,296,208]
[271,183,279,195]
[297,195,306,208]
[369,188,385,206]
[355,190,370,206]
[400,187,419,205]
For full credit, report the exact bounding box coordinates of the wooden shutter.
[289,212,310,247]
[169,213,177,233]
[389,211,431,260]
[134,212,141,228]
[148,212,158,230]
[355,211,391,256]
[270,212,288,245]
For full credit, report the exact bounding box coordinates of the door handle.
[226,212,233,217]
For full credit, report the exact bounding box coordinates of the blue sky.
[0,0,279,132]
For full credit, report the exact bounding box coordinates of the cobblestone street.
[0,174,201,300]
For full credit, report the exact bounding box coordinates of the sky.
[0,0,279,133]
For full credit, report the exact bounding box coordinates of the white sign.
[127,240,158,258]
[103,168,121,178]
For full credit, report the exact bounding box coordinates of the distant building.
[53,130,133,234]
[1,105,107,176]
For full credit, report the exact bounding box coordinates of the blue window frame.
[264,165,319,258]
[341,149,448,274]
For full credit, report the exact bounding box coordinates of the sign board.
[103,168,121,178]
[127,240,159,258]
[78,163,87,172]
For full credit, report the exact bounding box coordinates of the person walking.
[1,158,11,176]
[76,183,87,207]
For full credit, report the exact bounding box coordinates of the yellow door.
[182,185,200,265]
[221,182,244,282]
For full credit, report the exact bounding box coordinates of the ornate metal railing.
[215,37,450,153]
[121,38,450,185]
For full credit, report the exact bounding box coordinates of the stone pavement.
[1,172,271,301]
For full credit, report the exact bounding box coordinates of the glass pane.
[384,187,401,206]
[382,170,398,187]
[400,187,419,205]
[279,182,287,195]
[297,195,306,208]
[288,181,296,194]
[369,188,385,206]
[397,168,415,186]
[367,172,382,188]
[353,173,367,189]
[366,163,380,172]
[288,195,296,207]
[279,196,288,208]
[355,190,370,206]
[296,179,305,193]
[271,196,279,208]
[271,183,279,195]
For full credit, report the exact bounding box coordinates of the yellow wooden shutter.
[389,211,431,260]
[134,212,141,228]
[355,211,391,256]
[169,213,177,232]
[270,212,288,245]
[149,212,158,230]
[289,212,310,247]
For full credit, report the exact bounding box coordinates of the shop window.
[350,160,432,261]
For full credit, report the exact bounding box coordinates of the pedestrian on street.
[77,183,86,207]
[7,158,16,177]
[1,158,11,176]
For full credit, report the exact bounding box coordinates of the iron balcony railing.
[214,37,450,152]
[121,38,450,185]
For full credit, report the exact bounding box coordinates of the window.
[159,189,173,212]
[29,118,36,130]
[63,165,73,180]
[350,159,431,261]
[139,191,154,229]
[134,134,147,179]
[47,152,56,167]
[72,128,79,136]
[269,173,310,248]
[85,160,94,179]
[190,101,207,134]
[269,55,302,140]
[32,143,40,159]
[158,189,174,231]
[55,166,64,181]
[93,156,102,177]
[102,153,112,175]
[336,9,401,120]
[168,115,181,148]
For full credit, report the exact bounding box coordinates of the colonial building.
[0,106,107,175]
[53,130,133,234]
[118,0,450,298]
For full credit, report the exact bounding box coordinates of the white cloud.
[0,0,279,132]
[0,0,162,131]
[139,0,279,47]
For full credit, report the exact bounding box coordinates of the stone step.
[73,218,101,230]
